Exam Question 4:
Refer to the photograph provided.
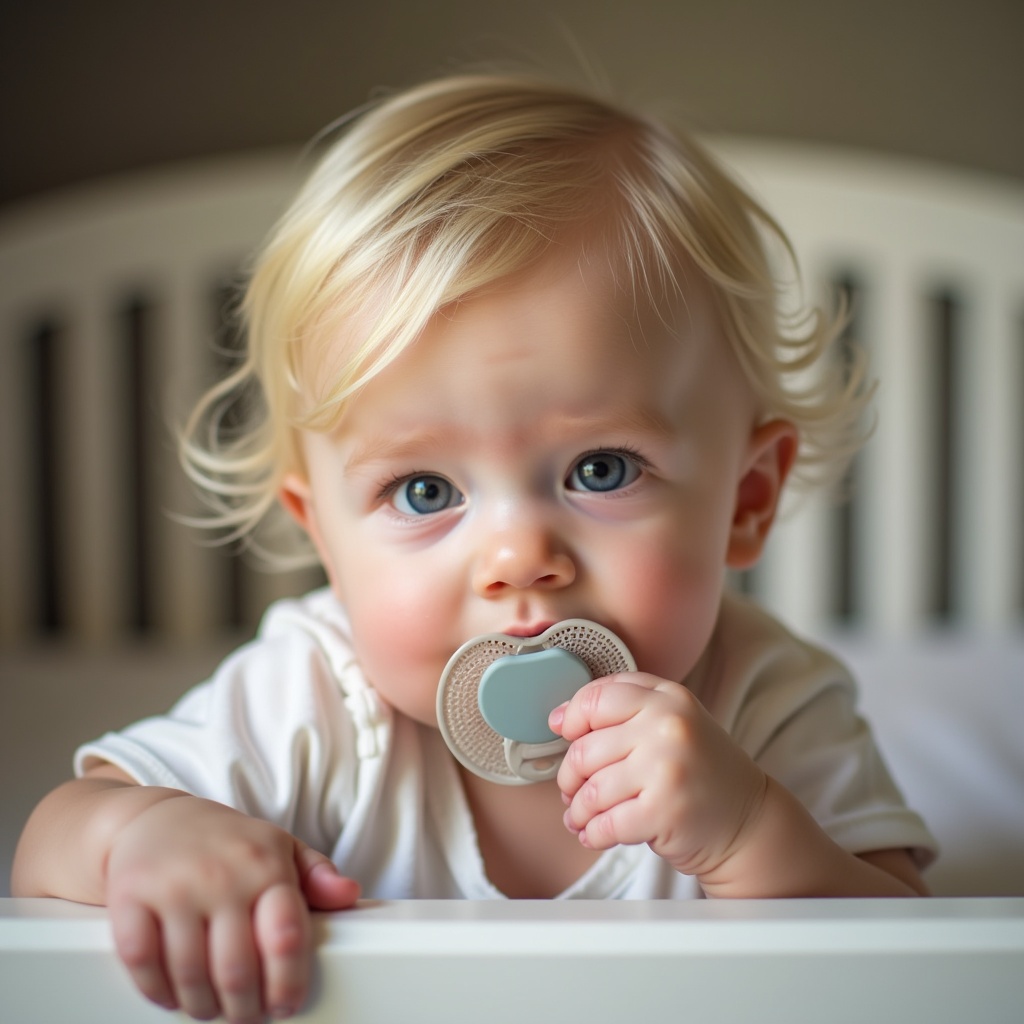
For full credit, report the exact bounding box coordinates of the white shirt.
[76,588,937,899]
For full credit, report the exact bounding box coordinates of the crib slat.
[757,491,834,635]
[149,267,229,642]
[859,264,934,632]
[956,281,1024,628]
[57,288,133,641]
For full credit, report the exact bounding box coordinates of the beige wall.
[2,0,1023,207]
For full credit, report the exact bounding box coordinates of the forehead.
[432,243,724,374]
[329,245,749,448]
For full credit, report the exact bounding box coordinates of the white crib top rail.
[2,898,1022,1023]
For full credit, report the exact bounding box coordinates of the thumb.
[294,841,361,911]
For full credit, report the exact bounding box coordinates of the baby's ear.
[280,471,342,594]
[279,471,314,532]
[726,420,799,570]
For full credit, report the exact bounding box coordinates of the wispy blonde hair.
[181,71,870,563]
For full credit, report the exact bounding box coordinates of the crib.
[2,898,1023,1023]
[1,138,1023,1020]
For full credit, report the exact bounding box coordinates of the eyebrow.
[544,406,679,449]
[343,429,465,475]
[342,405,677,475]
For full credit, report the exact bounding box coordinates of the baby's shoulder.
[715,590,850,677]
[697,591,855,728]
[200,586,358,707]
[250,586,355,662]
[258,585,350,638]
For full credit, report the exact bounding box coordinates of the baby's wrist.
[690,768,777,893]
[695,774,837,898]
[91,782,192,885]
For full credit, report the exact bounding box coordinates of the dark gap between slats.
[28,319,61,633]
[929,289,958,623]
[123,293,155,633]
[831,273,863,626]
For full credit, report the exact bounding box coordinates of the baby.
[13,72,936,1022]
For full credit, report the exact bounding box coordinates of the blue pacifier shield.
[478,647,591,743]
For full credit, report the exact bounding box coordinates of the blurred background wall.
[2,0,1023,208]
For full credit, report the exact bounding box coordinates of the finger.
[295,843,361,911]
[254,882,313,1020]
[163,912,219,1020]
[563,759,642,836]
[557,674,665,741]
[577,794,654,852]
[209,907,263,1024]
[556,722,635,800]
[304,862,362,910]
[110,899,177,1011]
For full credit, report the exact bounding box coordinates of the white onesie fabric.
[76,588,937,899]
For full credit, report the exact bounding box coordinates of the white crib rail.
[2,898,1023,1023]
[1,143,1022,646]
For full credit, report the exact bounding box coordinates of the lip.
[502,621,558,639]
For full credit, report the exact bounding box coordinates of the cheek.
[351,588,445,670]
[333,550,459,724]
[603,536,726,683]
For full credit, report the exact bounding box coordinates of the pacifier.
[436,620,635,785]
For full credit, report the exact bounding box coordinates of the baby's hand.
[550,673,767,881]
[104,792,359,1022]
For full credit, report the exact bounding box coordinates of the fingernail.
[271,1006,295,1020]
[310,861,339,881]
[548,703,566,731]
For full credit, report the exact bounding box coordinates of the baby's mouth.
[502,621,557,639]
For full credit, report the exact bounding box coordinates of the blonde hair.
[181,71,870,563]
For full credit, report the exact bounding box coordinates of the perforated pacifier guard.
[436,619,635,785]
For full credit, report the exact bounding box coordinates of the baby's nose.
[471,521,576,596]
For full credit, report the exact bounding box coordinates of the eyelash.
[573,444,651,483]
[374,446,652,508]
[376,472,432,503]
[574,445,651,471]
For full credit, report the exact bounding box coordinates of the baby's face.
[285,250,787,726]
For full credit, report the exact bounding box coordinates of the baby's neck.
[458,767,602,899]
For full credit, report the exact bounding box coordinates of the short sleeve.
[74,594,362,854]
[698,593,938,868]
[751,679,938,866]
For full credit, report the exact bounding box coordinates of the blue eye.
[568,451,641,493]
[391,474,463,515]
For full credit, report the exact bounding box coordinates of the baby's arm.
[551,673,928,897]
[12,764,360,1021]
